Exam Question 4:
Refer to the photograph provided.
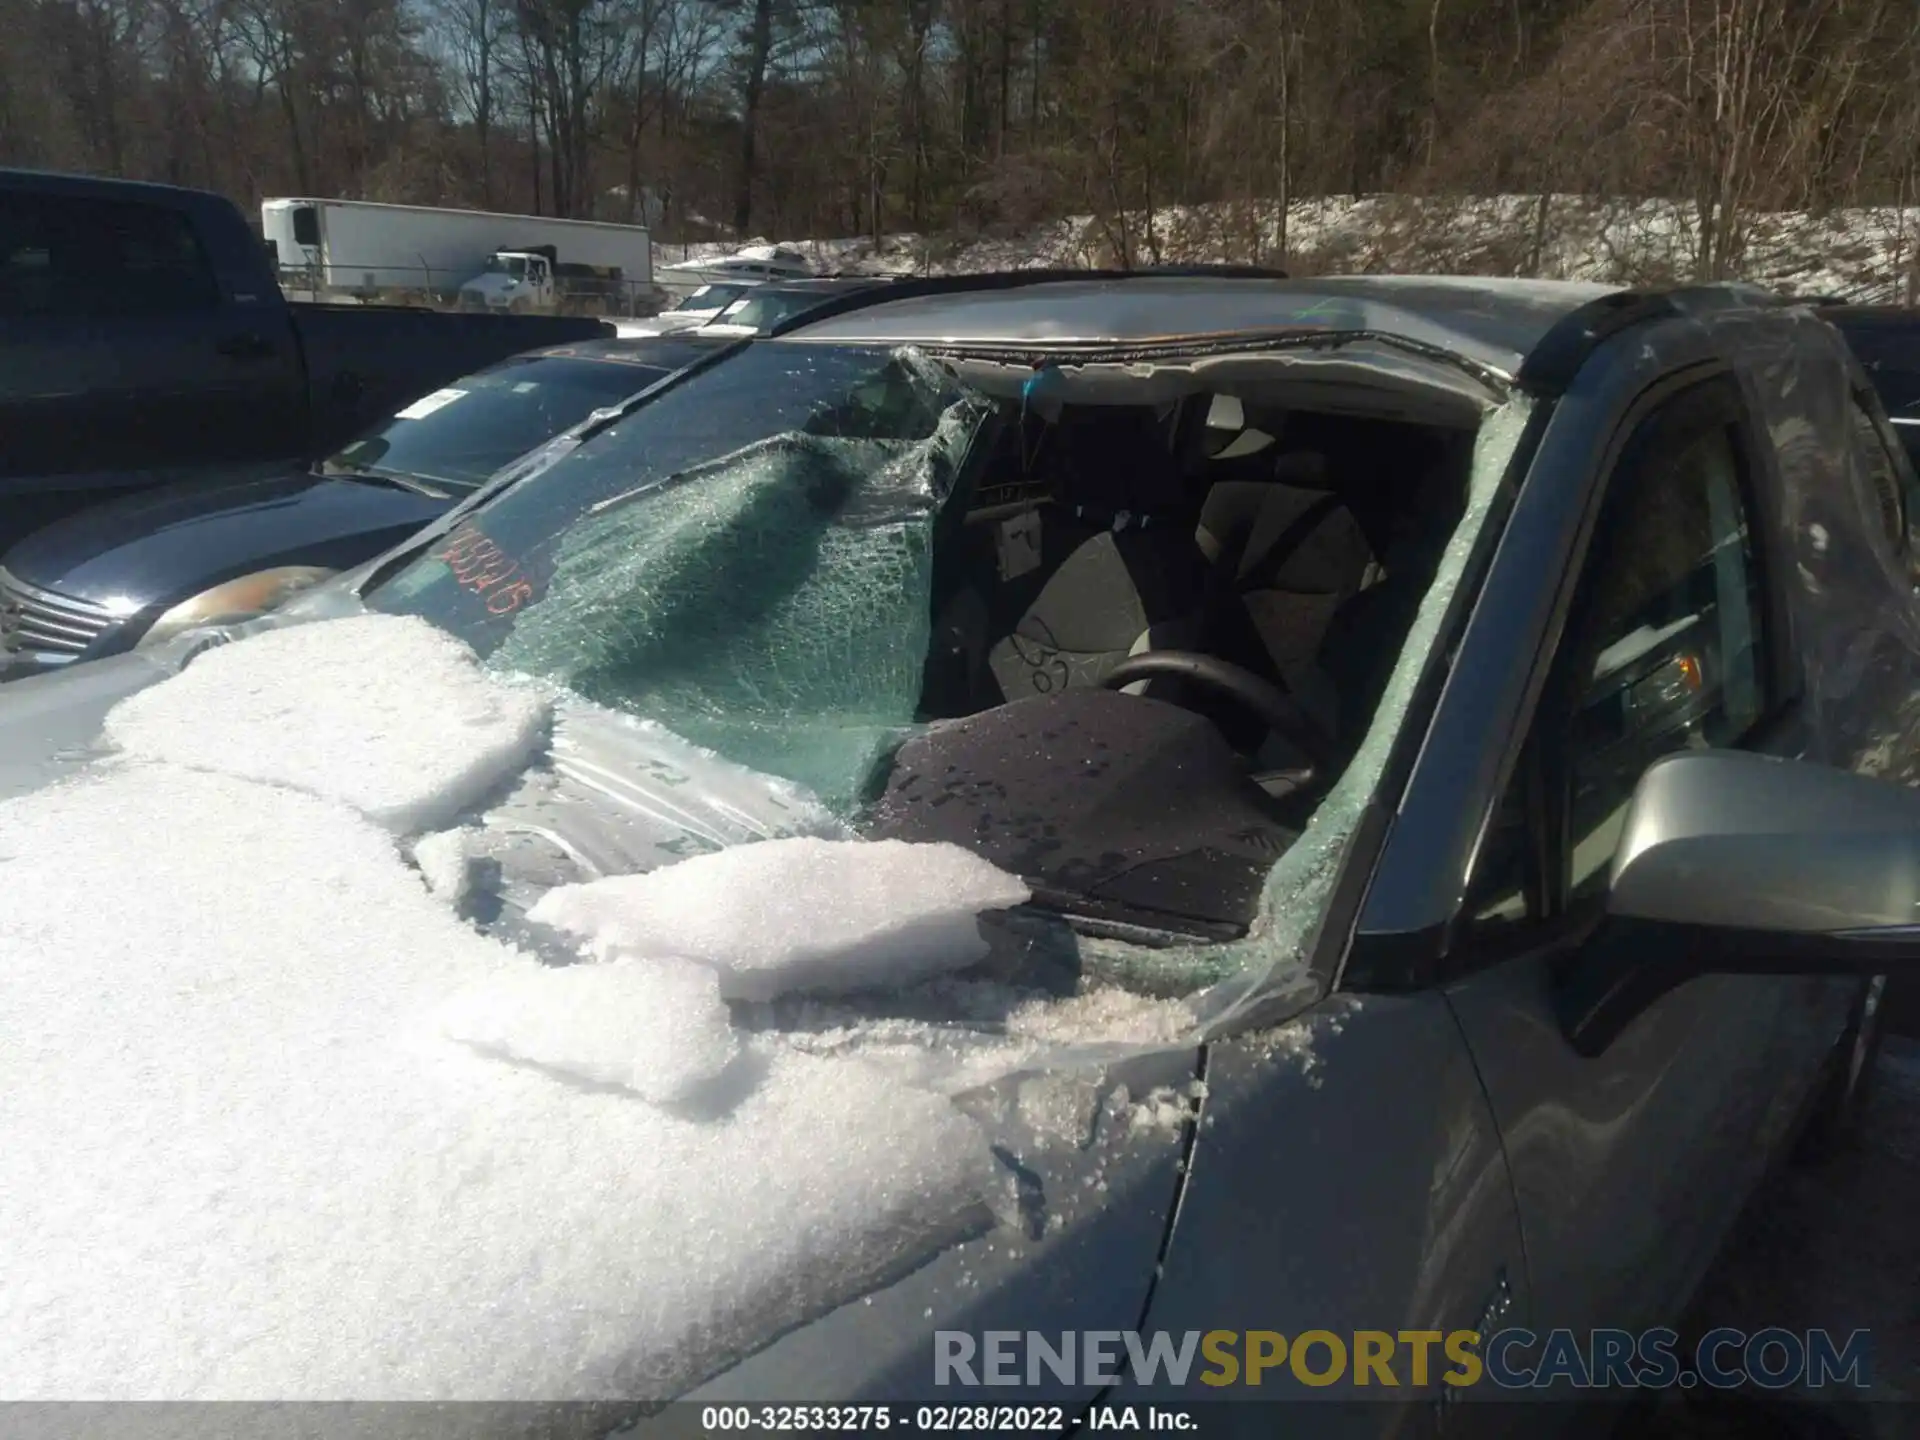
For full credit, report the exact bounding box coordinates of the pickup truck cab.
[0,168,614,552]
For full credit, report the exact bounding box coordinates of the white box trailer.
[260,197,653,308]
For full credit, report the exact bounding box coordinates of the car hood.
[0,609,1201,1406]
[2,472,451,611]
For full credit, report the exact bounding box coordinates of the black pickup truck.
[0,169,613,552]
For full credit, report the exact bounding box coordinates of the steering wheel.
[1099,650,1339,770]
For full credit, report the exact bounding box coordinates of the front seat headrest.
[1051,407,1190,521]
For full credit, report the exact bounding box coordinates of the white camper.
[261,198,654,312]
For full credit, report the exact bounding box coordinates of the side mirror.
[1558,748,1920,1055]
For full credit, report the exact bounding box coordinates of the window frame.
[1845,380,1919,565]
[1453,371,1791,954]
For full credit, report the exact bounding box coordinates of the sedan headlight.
[134,566,338,650]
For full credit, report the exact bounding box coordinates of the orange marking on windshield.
[435,523,537,613]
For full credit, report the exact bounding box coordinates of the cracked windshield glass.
[366,336,1497,972]
[369,343,986,809]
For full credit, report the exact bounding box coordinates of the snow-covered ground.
[647,194,1920,302]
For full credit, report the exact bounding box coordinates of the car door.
[0,188,304,499]
[1437,372,1830,1348]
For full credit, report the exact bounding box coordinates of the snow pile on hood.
[0,763,998,1400]
[531,835,1033,1001]
[0,618,1058,1400]
[746,981,1200,1097]
[436,955,742,1106]
[408,825,477,903]
[101,614,549,833]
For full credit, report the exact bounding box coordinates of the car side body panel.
[1128,991,1527,1435]
[1344,295,1905,1365]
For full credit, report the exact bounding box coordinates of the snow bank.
[0,764,995,1399]
[530,836,1032,1001]
[436,955,741,1106]
[668,191,1914,302]
[102,614,550,833]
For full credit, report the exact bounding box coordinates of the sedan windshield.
[367,342,983,806]
[318,354,671,491]
[672,283,748,313]
[713,289,826,332]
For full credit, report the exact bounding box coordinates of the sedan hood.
[3,472,451,611]
[0,607,1199,1407]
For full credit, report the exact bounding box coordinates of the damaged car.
[1,273,1917,1437]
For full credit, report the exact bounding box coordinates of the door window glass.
[1468,385,1775,924]
[0,194,218,317]
[1563,422,1766,896]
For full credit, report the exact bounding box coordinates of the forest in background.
[4,0,1920,283]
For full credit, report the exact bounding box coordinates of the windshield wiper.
[350,338,752,600]
[318,465,454,500]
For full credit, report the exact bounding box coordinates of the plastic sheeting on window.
[1694,297,1920,784]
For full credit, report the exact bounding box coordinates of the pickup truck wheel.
[1796,974,1888,1163]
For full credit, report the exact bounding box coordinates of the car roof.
[783,274,1627,377]
[0,166,218,204]
[525,333,737,368]
[1817,303,1918,326]
[745,276,897,295]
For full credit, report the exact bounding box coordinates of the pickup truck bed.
[0,168,611,553]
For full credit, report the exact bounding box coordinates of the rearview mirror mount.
[1557,749,1920,1055]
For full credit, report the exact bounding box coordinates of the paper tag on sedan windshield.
[996,509,1042,581]
[394,388,467,420]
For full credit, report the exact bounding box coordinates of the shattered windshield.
[364,335,1527,959]
[367,343,987,806]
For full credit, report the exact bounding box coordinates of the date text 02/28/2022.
[696,1405,1192,1433]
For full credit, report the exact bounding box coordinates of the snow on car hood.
[0,613,1197,1402]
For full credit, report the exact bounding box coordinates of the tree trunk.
[1276,28,1291,266]
[997,0,1012,154]
[733,0,775,235]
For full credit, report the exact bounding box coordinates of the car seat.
[1194,451,1378,743]
[976,405,1209,705]
[1314,460,1461,751]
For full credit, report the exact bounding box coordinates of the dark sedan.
[697,275,900,335]
[0,333,733,677]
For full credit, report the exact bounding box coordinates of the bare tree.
[433,0,507,202]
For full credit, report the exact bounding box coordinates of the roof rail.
[766,264,1291,337]
[1515,290,1681,398]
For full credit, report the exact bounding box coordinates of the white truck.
[455,243,637,316]
[260,198,655,315]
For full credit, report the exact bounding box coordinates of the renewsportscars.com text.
[932,1327,1873,1391]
